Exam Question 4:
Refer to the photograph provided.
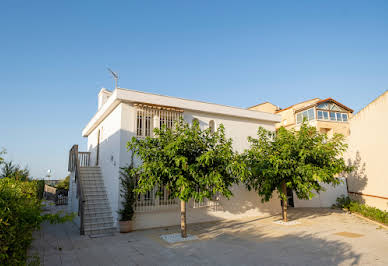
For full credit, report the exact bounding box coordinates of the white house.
[68,87,282,235]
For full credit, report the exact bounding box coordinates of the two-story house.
[68,87,282,235]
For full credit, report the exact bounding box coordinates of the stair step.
[84,215,113,223]
[84,221,114,228]
[84,210,112,217]
[84,226,116,236]
[83,192,107,197]
[84,193,108,198]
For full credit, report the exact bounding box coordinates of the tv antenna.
[107,68,119,89]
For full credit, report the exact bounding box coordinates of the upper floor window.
[135,104,183,137]
[317,109,348,123]
[296,108,315,124]
[137,111,153,137]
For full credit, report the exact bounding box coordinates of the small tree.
[56,176,70,190]
[128,119,239,237]
[118,156,136,222]
[243,122,351,222]
[0,161,30,181]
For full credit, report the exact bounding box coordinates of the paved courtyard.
[28,207,388,266]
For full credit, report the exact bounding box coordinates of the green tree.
[128,119,239,237]
[0,161,30,181]
[56,176,70,190]
[0,148,5,165]
[243,123,351,222]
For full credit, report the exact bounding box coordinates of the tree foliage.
[0,178,74,265]
[242,123,351,209]
[0,148,5,165]
[118,155,137,221]
[0,161,30,181]
[128,118,239,202]
[56,176,70,190]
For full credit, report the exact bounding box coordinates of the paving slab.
[28,207,388,265]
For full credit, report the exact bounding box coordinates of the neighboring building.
[68,87,282,235]
[248,98,354,137]
[344,90,388,211]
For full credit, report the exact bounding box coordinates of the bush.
[0,178,73,265]
[335,195,388,226]
[118,165,137,222]
[36,180,45,200]
[55,176,69,190]
[0,178,42,265]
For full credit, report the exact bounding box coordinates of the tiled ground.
[28,207,388,265]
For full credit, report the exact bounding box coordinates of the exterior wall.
[293,178,348,208]
[275,98,321,129]
[344,91,388,211]
[87,103,123,225]
[113,103,282,230]
[183,110,275,153]
[249,102,278,114]
[133,188,281,230]
[315,121,350,137]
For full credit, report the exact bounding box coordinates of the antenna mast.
[107,68,119,89]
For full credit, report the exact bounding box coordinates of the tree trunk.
[180,200,187,238]
[281,181,288,222]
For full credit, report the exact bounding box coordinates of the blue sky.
[0,0,387,179]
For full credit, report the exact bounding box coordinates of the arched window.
[209,120,215,133]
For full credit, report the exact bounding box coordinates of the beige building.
[249,98,354,137]
[344,91,388,211]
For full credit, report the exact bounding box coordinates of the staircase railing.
[68,145,90,235]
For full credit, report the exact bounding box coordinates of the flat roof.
[82,88,281,137]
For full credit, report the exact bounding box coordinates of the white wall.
[344,91,388,211]
[87,103,123,225]
[293,178,348,208]
[133,188,281,230]
[183,111,275,153]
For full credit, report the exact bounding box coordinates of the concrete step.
[84,226,116,236]
[84,221,114,229]
[84,195,108,200]
[82,185,106,190]
[84,215,113,223]
[83,192,108,198]
[84,202,110,208]
[84,205,111,213]
[81,180,105,185]
[84,209,112,217]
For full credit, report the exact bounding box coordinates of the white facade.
[292,178,348,208]
[82,88,282,229]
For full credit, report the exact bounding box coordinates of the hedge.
[0,178,73,265]
[335,195,388,226]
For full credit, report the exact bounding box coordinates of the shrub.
[0,178,73,265]
[335,195,388,226]
[118,165,137,221]
[334,195,352,209]
[55,176,69,190]
[36,180,45,200]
